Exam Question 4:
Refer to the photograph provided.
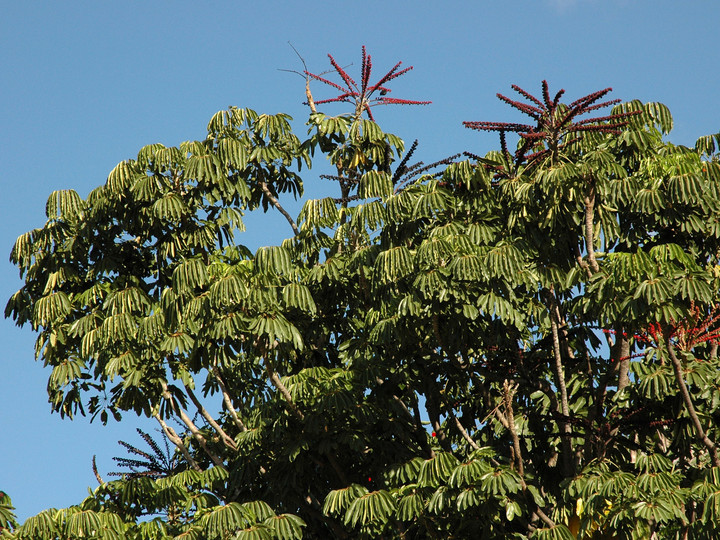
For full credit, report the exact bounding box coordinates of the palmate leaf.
[12,509,59,539]
[48,357,85,388]
[344,490,396,529]
[643,102,674,135]
[396,491,425,523]
[634,361,674,400]
[358,170,393,199]
[45,189,85,221]
[298,197,340,230]
[101,312,137,343]
[106,160,139,193]
[413,268,448,298]
[427,486,451,514]
[667,173,705,206]
[160,332,194,354]
[249,312,303,348]
[323,485,368,517]
[483,242,525,279]
[210,273,248,308]
[448,253,483,281]
[255,246,292,276]
[104,286,152,316]
[130,174,163,202]
[281,283,316,314]
[64,508,102,537]
[373,246,414,284]
[695,133,720,156]
[388,457,425,485]
[153,192,189,222]
[456,486,486,512]
[172,259,209,293]
[199,502,253,538]
[412,187,450,219]
[416,236,453,268]
[352,200,386,231]
[185,153,223,185]
[531,524,576,540]
[417,452,459,488]
[633,277,675,305]
[479,468,522,497]
[449,458,493,488]
[33,291,71,328]
[263,514,306,540]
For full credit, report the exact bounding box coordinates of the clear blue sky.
[2,0,718,522]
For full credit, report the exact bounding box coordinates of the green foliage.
[8,53,720,538]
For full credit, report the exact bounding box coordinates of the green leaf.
[344,490,396,528]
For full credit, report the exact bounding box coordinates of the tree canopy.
[5,48,720,539]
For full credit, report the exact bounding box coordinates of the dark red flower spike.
[463,82,642,177]
[306,46,431,121]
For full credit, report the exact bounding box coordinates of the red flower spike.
[306,47,431,121]
[464,81,642,177]
[431,431,437,437]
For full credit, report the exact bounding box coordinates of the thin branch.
[185,384,237,450]
[546,290,574,477]
[613,330,631,394]
[259,180,300,236]
[265,357,305,421]
[413,398,436,459]
[583,179,600,274]
[161,383,224,467]
[665,332,720,467]
[501,381,556,529]
[503,380,524,477]
[154,414,201,472]
[377,377,434,458]
[211,367,247,432]
[450,411,480,451]
[326,453,350,486]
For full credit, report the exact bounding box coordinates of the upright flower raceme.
[637,304,720,353]
[464,81,641,176]
[306,46,431,121]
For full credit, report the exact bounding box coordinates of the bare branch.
[503,380,524,477]
[583,179,601,274]
[161,382,224,467]
[665,332,720,467]
[450,412,480,451]
[185,384,237,451]
[211,367,247,433]
[545,290,574,477]
[154,414,201,472]
[259,181,300,236]
[265,356,305,421]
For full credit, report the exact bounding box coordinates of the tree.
[5,47,720,539]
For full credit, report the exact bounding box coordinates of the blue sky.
[2,1,719,522]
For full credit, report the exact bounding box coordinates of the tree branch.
[450,411,480,451]
[501,381,556,530]
[161,383,224,467]
[184,384,237,450]
[154,414,201,472]
[503,380,525,477]
[264,356,305,421]
[211,367,247,433]
[583,179,600,274]
[545,290,574,477]
[665,331,720,467]
[259,180,300,236]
